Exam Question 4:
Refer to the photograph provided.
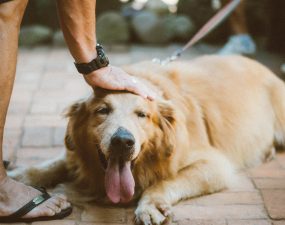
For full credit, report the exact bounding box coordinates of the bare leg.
[228,0,248,34]
[219,0,256,55]
[0,0,70,218]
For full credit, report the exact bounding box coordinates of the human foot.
[0,176,71,219]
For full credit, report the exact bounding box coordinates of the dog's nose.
[110,127,135,150]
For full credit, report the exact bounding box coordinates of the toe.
[50,194,71,210]
[137,212,151,225]
[40,207,56,217]
[135,203,167,225]
[62,201,71,209]
[24,204,56,218]
[157,204,172,217]
[46,201,61,214]
[56,195,71,210]
[56,193,68,201]
[23,195,66,218]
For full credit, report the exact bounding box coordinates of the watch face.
[98,55,109,67]
[96,45,109,67]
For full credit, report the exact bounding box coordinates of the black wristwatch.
[74,44,109,75]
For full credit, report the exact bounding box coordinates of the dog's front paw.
[135,199,172,225]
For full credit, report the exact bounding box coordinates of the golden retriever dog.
[10,55,285,225]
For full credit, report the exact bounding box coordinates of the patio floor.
[3,44,285,225]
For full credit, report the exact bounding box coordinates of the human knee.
[0,0,28,25]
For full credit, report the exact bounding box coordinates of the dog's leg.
[8,154,70,188]
[135,150,236,225]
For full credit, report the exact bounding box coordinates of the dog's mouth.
[97,147,135,204]
[97,147,135,170]
[97,147,108,170]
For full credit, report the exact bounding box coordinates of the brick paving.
[3,44,285,225]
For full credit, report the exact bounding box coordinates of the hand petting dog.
[83,65,157,101]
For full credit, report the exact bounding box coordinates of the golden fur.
[10,55,285,225]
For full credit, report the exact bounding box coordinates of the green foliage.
[19,25,53,46]
[22,0,59,30]
[97,11,130,44]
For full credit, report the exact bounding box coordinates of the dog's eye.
[136,111,147,118]
[96,107,110,115]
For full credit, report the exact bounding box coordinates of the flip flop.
[0,187,72,223]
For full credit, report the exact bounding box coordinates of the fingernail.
[147,96,154,101]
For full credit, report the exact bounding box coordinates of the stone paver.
[32,221,76,225]
[2,45,285,225]
[261,190,285,220]
[254,178,285,189]
[53,126,66,146]
[184,191,263,205]
[16,147,64,167]
[22,127,53,147]
[249,160,285,179]
[226,219,272,225]
[273,221,285,225]
[172,205,268,221]
[178,220,226,225]
[81,205,126,223]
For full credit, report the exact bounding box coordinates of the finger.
[124,79,147,99]
[128,78,158,100]
[132,88,148,99]
[131,85,157,101]
[139,86,157,101]
[147,95,155,101]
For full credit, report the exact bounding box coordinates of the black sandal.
[0,187,72,223]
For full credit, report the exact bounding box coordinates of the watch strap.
[74,44,109,75]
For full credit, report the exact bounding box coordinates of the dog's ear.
[64,101,88,152]
[158,100,176,157]
[158,100,176,124]
[64,101,86,118]
[64,132,76,151]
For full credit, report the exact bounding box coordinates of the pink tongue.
[105,160,135,203]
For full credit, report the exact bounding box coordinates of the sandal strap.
[8,187,51,219]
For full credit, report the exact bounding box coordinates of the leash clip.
[152,49,182,66]
[152,0,240,66]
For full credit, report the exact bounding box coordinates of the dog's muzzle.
[102,127,136,204]
[109,127,135,163]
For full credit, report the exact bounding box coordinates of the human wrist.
[83,66,111,86]
[84,65,111,78]
[73,48,97,64]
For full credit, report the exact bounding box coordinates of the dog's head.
[65,89,176,204]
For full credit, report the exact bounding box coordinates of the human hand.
[83,65,156,100]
